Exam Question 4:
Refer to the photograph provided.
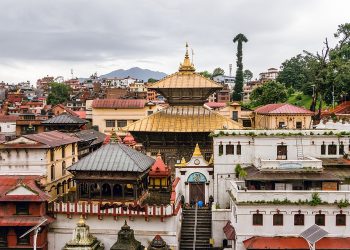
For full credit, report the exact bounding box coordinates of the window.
[321,144,326,155]
[296,122,302,129]
[315,214,325,226]
[51,164,55,180]
[62,146,65,158]
[273,214,283,226]
[253,213,263,225]
[336,214,346,226]
[16,203,29,215]
[294,214,304,225]
[237,144,241,155]
[218,144,223,156]
[62,161,66,176]
[277,145,287,160]
[242,119,252,128]
[226,145,234,155]
[232,111,238,121]
[328,144,337,155]
[72,143,76,155]
[117,120,127,127]
[0,228,7,247]
[278,122,285,129]
[16,228,30,245]
[105,120,115,128]
[50,148,54,161]
[339,144,344,155]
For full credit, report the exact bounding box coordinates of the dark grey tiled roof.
[42,113,87,125]
[70,129,106,145]
[68,143,155,172]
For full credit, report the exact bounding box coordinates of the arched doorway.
[101,183,111,199]
[187,172,207,203]
[113,184,123,199]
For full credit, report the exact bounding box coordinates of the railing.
[257,156,322,169]
[193,203,198,250]
[229,180,350,204]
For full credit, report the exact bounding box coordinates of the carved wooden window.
[273,214,283,226]
[219,144,223,156]
[294,214,304,225]
[336,214,346,226]
[315,214,325,226]
[328,144,337,155]
[252,213,263,225]
[226,145,234,155]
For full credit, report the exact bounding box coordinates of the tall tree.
[232,33,248,100]
[47,83,71,105]
[250,80,288,107]
[198,70,213,79]
[243,69,253,83]
[212,67,225,77]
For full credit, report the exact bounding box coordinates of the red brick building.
[0,176,53,249]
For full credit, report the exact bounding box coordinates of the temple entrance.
[187,172,207,203]
[190,183,205,203]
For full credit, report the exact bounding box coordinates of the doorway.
[190,183,205,203]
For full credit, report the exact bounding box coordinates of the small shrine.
[62,216,104,250]
[149,152,171,190]
[147,235,170,250]
[110,221,144,250]
[175,144,214,205]
[123,133,137,147]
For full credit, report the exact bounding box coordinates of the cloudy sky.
[0,0,349,84]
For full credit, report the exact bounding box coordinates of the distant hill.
[100,67,167,82]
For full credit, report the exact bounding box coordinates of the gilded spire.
[77,215,85,226]
[193,143,203,157]
[179,43,195,73]
[175,157,187,167]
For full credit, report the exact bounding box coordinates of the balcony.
[256,156,323,170]
[229,180,350,204]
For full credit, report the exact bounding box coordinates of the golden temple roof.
[179,43,195,73]
[124,106,243,133]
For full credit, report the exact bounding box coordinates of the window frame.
[51,164,55,181]
[218,144,223,156]
[336,214,346,226]
[105,120,116,128]
[16,202,29,215]
[321,144,326,155]
[273,214,283,226]
[16,228,30,245]
[315,214,325,226]
[328,144,337,155]
[296,121,302,129]
[237,144,242,155]
[294,214,305,226]
[226,145,234,155]
[252,213,263,226]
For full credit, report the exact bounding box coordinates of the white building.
[0,115,17,136]
[211,129,350,249]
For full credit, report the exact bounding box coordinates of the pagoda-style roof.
[254,103,314,115]
[68,143,155,173]
[148,44,222,105]
[125,106,242,133]
[149,153,171,177]
[111,221,143,250]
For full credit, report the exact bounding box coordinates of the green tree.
[232,33,248,100]
[250,80,288,107]
[212,67,225,77]
[243,69,253,83]
[147,78,158,83]
[47,83,71,105]
[199,70,213,79]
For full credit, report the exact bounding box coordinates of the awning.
[243,236,350,249]
[223,221,236,240]
[0,215,54,227]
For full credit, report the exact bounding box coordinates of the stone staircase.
[180,207,212,250]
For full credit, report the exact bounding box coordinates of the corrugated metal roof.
[255,103,314,115]
[124,106,242,132]
[41,113,87,125]
[71,129,106,146]
[92,99,146,109]
[68,143,155,172]
[23,130,81,147]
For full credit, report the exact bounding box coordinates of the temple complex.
[125,44,242,166]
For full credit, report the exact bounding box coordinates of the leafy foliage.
[309,193,322,206]
[147,78,158,83]
[198,70,213,79]
[243,69,253,83]
[250,80,288,107]
[47,83,71,105]
[212,67,225,77]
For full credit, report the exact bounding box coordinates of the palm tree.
[232,33,248,101]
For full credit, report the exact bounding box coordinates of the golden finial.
[77,215,85,226]
[175,157,187,167]
[193,143,202,157]
[179,43,195,73]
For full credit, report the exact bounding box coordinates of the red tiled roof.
[23,130,80,147]
[205,102,227,109]
[149,153,171,177]
[255,103,314,115]
[0,175,50,201]
[52,104,79,117]
[0,115,18,122]
[0,215,54,226]
[243,236,350,249]
[92,99,146,109]
[74,111,86,119]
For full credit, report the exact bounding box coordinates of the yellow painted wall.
[255,114,313,129]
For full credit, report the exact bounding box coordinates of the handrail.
[193,203,198,250]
